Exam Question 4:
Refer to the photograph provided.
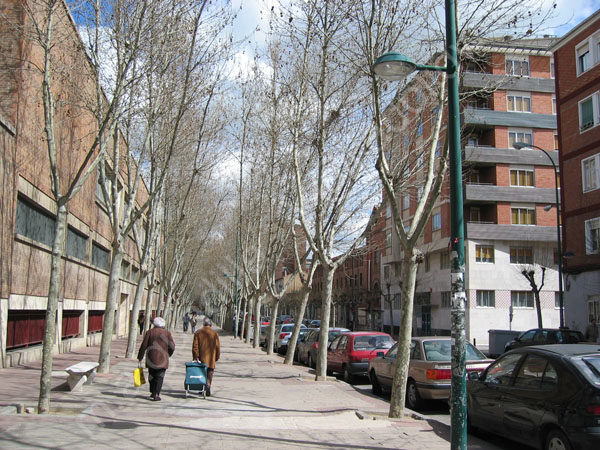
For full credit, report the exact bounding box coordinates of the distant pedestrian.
[192,317,220,396]
[137,312,145,335]
[137,317,175,401]
[191,313,198,333]
[585,317,599,343]
[183,313,190,333]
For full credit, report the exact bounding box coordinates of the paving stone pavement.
[0,328,503,449]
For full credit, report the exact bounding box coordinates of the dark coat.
[192,326,220,369]
[137,327,175,369]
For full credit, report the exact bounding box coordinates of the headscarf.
[153,317,166,328]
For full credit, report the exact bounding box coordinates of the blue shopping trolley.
[184,361,208,399]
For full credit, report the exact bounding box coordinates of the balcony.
[463,146,558,166]
[466,222,557,242]
[462,72,555,94]
[464,183,557,204]
[462,109,557,129]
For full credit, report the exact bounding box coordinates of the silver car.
[274,323,307,354]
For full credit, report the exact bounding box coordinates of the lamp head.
[373,52,417,81]
[513,142,532,150]
[544,205,553,212]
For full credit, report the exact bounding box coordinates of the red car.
[327,331,395,384]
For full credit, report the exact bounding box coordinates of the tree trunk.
[266,301,280,355]
[98,245,124,373]
[240,297,248,341]
[315,266,334,380]
[535,291,543,328]
[252,294,263,348]
[125,271,149,358]
[389,251,419,417]
[245,297,254,344]
[144,283,155,332]
[284,287,310,365]
[38,204,68,414]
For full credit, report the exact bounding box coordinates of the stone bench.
[65,362,99,392]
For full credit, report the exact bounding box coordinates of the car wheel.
[545,429,572,450]
[343,365,355,385]
[406,379,422,410]
[370,370,382,395]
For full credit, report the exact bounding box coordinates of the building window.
[582,153,600,192]
[585,217,600,255]
[510,246,533,264]
[416,153,424,169]
[403,193,410,210]
[15,196,55,247]
[384,265,390,280]
[385,230,392,248]
[424,254,430,272]
[121,260,130,280]
[589,295,600,322]
[417,186,424,200]
[417,118,423,136]
[470,207,481,222]
[554,133,559,151]
[92,242,110,271]
[577,42,590,75]
[506,56,529,76]
[440,251,450,270]
[507,92,531,112]
[435,140,441,157]
[510,167,534,187]
[579,94,598,132]
[475,245,494,263]
[66,227,88,261]
[476,290,495,308]
[511,291,534,308]
[550,59,555,78]
[393,294,401,309]
[432,213,441,231]
[555,292,561,309]
[386,203,392,218]
[374,248,379,265]
[552,96,556,114]
[509,129,533,148]
[511,206,536,225]
[441,291,451,308]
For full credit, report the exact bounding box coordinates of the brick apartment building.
[309,205,386,331]
[381,37,562,346]
[0,0,151,367]
[552,10,600,332]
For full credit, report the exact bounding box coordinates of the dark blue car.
[467,344,600,450]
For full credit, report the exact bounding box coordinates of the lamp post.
[224,268,239,338]
[513,142,564,328]
[373,1,467,448]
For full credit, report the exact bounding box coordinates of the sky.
[231,0,600,44]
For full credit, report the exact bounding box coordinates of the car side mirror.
[376,351,384,358]
[468,371,481,381]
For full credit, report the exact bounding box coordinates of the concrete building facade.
[381,37,562,346]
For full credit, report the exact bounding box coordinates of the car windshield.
[353,335,394,350]
[423,340,487,361]
[328,329,350,342]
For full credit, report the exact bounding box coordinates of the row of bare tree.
[14,0,557,420]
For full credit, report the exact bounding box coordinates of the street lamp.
[224,270,239,338]
[513,142,564,328]
[373,1,467,448]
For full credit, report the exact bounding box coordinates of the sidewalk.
[0,329,502,449]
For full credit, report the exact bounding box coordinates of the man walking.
[138,317,176,401]
[183,313,190,333]
[192,317,220,396]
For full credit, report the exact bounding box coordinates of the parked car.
[369,337,493,410]
[283,317,295,324]
[467,344,600,450]
[274,323,307,354]
[258,325,269,347]
[309,320,321,328]
[296,327,350,367]
[504,328,586,352]
[327,331,394,384]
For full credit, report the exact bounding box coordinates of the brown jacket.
[192,325,220,369]
[137,327,175,369]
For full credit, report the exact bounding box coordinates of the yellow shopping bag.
[133,366,146,387]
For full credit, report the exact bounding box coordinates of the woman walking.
[137,317,175,401]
